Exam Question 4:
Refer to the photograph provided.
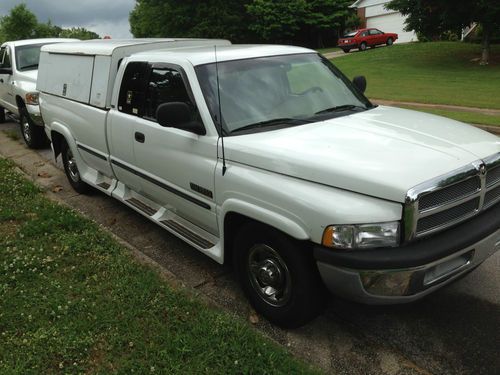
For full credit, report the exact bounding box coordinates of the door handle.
[134,132,145,143]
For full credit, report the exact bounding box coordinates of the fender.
[49,121,77,158]
[220,198,310,241]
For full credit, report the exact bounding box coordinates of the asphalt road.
[1,120,499,375]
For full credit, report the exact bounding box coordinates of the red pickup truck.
[337,28,398,53]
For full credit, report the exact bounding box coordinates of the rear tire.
[0,107,5,123]
[387,37,394,46]
[61,139,91,194]
[233,222,325,328]
[19,107,48,149]
[359,42,367,51]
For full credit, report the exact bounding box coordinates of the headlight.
[25,92,39,105]
[322,222,400,249]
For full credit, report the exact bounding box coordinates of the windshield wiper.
[314,104,366,115]
[231,117,311,134]
[20,64,39,70]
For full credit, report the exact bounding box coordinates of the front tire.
[342,48,350,53]
[387,37,394,46]
[61,140,91,194]
[359,42,367,51]
[233,223,324,328]
[19,107,47,149]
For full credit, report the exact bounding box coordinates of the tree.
[130,0,355,47]
[130,0,254,43]
[245,0,308,43]
[59,27,100,40]
[0,4,38,41]
[308,0,358,46]
[387,0,500,65]
[0,4,100,43]
[35,20,63,38]
[246,0,356,46]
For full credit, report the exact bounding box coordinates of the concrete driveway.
[1,120,499,375]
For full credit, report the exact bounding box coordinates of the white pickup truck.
[0,38,77,148]
[38,39,500,327]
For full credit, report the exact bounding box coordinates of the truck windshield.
[195,53,372,135]
[15,43,47,71]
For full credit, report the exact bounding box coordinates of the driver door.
[0,46,16,112]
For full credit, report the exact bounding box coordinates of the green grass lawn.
[396,105,500,127]
[332,42,500,110]
[0,158,320,374]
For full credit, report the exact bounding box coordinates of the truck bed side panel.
[40,93,113,177]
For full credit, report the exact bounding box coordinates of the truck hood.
[224,106,499,203]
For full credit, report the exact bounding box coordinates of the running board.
[126,197,157,216]
[97,182,111,190]
[160,219,215,249]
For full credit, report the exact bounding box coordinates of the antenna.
[214,45,227,176]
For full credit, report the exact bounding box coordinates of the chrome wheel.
[22,118,32,143]
[247,244,292,307]
[66,147,80,182]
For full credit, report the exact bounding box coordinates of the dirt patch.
[0,219,21,238]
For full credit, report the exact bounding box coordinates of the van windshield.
[195,53,372,135]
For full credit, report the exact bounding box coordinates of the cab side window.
[0,47,12,69]
[118,61,149,116]
[118,63,198,124]
[360,31,369,37]
[144,67,196,121]
[369,29,382,35]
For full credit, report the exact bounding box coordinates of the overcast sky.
[0,0,135,38]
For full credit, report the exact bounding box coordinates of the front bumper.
[315,203,500,304]
[26,104,43,126]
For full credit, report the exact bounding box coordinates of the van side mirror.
[353,76,367,93]
[0,67,13,75]
[156,102,206,135]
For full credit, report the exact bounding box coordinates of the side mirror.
[156,102,206,135]
[0,67,13,75]
[353,76,367,93]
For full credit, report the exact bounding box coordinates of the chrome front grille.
[484,185,500,209]
[486,165,500,187]
[404,152,500,241]
[418,176,481,210]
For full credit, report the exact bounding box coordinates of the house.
[350,0,418,43]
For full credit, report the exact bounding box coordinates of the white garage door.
[367,12,417,43]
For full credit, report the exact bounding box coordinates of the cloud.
[0,0,135,38]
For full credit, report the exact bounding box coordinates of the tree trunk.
[480,26,491,65]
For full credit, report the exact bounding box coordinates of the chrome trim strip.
[405,163,479,202]
[404,152,500,242]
